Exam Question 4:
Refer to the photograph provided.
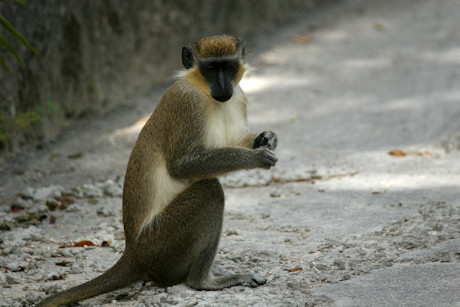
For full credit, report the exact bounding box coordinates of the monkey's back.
[122,80,206,242]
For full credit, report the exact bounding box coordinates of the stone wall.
[0,0,326,156]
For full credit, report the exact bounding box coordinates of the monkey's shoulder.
[165,79,208,108]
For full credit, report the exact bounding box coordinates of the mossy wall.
[0,0,326,156]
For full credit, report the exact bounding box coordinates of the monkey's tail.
[36,253,139,307]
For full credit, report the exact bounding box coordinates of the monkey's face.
[198,57,239,102]
[182,36,246,102]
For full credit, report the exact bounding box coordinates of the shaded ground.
[1,0,460,306]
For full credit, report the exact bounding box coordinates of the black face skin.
[198,57,239,102]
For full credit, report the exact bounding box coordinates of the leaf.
[289,115,300,122]
[49,214,56,224]
[55,261,73,267]
[73,240,95,247]
[284,267,303,272]
[0,54,11,74]
[67,152,83,159]
[54,194,75,208]
[45,200,59,211]
[49,152,60,161]
[289,34,315,44]
[373,23,385,32]
[50,274,65,281]
[308,246,331,254]
[0,32,25,66]
[15,213,31,223]
[88,198,98,204]
[0,15,37,54]
[14,112,41,129]
[4,219,16,230]
[13,168,24,175]
[388,149,406,157]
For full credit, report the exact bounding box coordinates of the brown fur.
[193,35,240,58]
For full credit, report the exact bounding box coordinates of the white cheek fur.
[205,86,249,148]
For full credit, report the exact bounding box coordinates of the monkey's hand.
[253,131,278,151]
[253,147,278,169]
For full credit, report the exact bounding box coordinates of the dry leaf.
[67,152,83,159]
[11,206,22,213]
[270,191,281,198]
[388,149,406,157]
[373,23,385,31]
[49,152,60,161]
[56,261,73,267]
[308,246,331,254]
[284,267,303,272]
[290,34,315,44]
[73,240,95,247]
[51,275,65,281]
[13,169,25,175]
[54,194,75,210]
[88,198,98,205]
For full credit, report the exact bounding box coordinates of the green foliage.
[87,80,97,94]
[0,0,37,74]
[35,100,59,119]
[0,111,40,143]
[0,100,60,143]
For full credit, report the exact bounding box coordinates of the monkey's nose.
[212,94,232,102]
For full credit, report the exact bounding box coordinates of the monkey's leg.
[173,179,266,290]
[138,179,266,290]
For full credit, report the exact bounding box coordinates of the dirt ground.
[1,0,459,306]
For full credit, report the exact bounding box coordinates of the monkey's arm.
[167,146,277,180]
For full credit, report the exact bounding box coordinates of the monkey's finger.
[262,158,277,168]
[264,150,278,162]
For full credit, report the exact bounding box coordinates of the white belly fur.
[141,158,189,231]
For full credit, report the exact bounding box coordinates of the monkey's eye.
[207,64,217,70]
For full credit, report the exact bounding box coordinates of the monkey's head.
[182,35,246,103]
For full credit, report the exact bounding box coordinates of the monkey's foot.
[243,273,267,287]
[187,273,267,290]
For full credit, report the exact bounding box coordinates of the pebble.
[102,180,123,197]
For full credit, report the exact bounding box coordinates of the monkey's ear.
[182,46,194,69]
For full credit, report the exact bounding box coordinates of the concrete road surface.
[0,0,459,306]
